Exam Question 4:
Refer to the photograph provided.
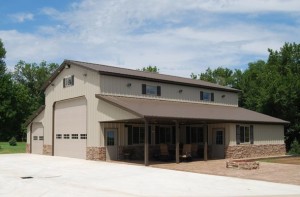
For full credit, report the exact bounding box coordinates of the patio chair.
[159,144,170,161]
[180,144,192,162]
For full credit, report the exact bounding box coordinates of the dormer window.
[63,75,74,88]
[142,84,161,96]
[200,91,214,102]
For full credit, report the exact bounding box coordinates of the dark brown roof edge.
[25,105,45,126]
[95,94,144,118]
[143,116,289,125]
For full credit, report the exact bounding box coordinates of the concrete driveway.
[1,154,300,197]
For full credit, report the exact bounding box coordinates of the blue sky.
[1,0,300,77]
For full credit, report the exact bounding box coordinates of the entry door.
[105,129,118,161]
[212,128,225,159]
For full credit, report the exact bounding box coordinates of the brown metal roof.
[42,59,240,92]
[96,95,288,124]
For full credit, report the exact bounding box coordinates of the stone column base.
[43,145,52,156]
[26,144,30,153]
[86,147,106,161]
[225,144,286,159]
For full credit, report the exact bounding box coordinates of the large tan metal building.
[26,60,288,165]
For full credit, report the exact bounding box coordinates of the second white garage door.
[31,123,44,154]
[54,97,87,159]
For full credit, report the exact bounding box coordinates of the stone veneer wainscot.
[86,147,106,161]
[225,144,286,159]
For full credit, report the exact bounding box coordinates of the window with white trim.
[39,136,44,140]
[33,136,38,140]
[64,134,70,139]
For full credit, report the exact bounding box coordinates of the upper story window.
[236,125,254,144]
[200,91,214,102]
[63,75,74,88]
[142,84,161,96]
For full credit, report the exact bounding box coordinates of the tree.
[194,67,242,89]
[11,60,59,139]
[138,65,159,73]
[0,39,16,140]
[193,42,300,150]
[13,60,59,110]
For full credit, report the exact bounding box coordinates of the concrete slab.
[1,154,300,197]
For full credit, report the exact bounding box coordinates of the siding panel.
[100,75,238,106]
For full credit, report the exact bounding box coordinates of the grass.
[259,156,300,165]
[0,142,26,154]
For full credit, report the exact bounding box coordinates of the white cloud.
[1,0,300,77]
[9,12,34,23]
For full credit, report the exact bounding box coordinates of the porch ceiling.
[96,94,288,124]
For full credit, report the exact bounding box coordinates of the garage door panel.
[54,98,87,159]
[31,123,43,154]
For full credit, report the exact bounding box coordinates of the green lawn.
[0,142,26,154]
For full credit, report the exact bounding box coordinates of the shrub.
[289,139,300,155]
[8,137,17,146]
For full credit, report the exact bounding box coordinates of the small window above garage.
[63,75,74,88]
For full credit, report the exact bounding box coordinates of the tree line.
[0,39,58,141]
[0,38,299,150]
[191,43,300,150]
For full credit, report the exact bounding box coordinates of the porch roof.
[96,94,289,124]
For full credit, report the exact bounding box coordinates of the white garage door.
[31,123,44,154]
[54,97,87,159]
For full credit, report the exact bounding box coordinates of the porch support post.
[204,124,208,161]
[144,119,149,166]
[175,120,180,164]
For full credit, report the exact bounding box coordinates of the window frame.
[63,134,70,139]
[71,134,78,139]
[128,126,145,145]
[142,84,161,96]
[236,124,253,144]
[186,126,204,144]
[56,134,62,139]
[63,75,74,88]
[80,134,87,139]
[200,91,214,102]
[155,126,175,145]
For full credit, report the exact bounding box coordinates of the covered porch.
[102,119,228,165]
[96,94,286,165]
